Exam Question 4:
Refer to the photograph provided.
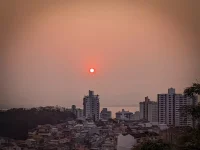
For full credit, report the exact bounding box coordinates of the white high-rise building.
[148,101,158,123]
[158,88,197,127]
[140,96,158,123]
[158,94,167,124]
[83,90,100,121]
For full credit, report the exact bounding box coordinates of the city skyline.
[0,1,200,149]
[1,1,200,108]
[0,87,197,111]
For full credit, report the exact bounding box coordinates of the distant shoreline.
[102,105,138,107]
[0,105,139,109]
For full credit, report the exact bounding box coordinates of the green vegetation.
[0,106,75,140]
[184,82,200,98]
[108,118,118,124]
[96,120,106,126]
[184,82,200,122]
[176,82,200,150]
[176,128,200,150]
[139,140,171,150]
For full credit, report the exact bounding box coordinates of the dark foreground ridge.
[0,106,76,140]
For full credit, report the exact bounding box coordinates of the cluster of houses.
[0,116,175,150]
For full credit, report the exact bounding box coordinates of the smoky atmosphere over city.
[0,1,200,150]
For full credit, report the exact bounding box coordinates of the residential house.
[117,134,136,150]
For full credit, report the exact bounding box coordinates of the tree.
[77,119,83,124]
[177,128,200,150]
[134,140,172,150]
[108,118,117,124]
[96,120,105,127]
[39,138,44,144]
[178,81,200,150]
[184,82,200,98]
[183,82,200,123]
[0,106,75,140]
[182,103,200,122]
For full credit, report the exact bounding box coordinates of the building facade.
[100,108,112,120]
[158,88,197,127]
[140,97,158,123]
[132,111,140,120]
[76,108,83,118]
[174,94,196,126]
[71,105,77,116]
[139,97,150,120]
[83,90,100,121]
[148,101,158,123]
[158,94,167,125]
[116,109,133,120]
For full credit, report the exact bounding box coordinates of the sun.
[89,68,95,73]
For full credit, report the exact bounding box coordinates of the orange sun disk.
[89,68,95,73]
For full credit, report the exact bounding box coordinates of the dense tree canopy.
[183,82,200,122]
[134,140,171,150]
[0,106,75,140]
[177,128,200,150]
[184,82,200,98]
[96,120,106,126]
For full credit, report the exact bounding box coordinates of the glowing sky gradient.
[0,0,200,108]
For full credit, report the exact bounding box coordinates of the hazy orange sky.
[0,0,200,108]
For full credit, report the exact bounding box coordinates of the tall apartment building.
[71,105,77,116]
[132,111,140,120]
[158,88,197,127]
[76,108,83,118]
[139,96,150,120]
[83,90,100,121]
[140,96,158,123]
[148,101,158,122]
[100,108,112,120]
[158,94,167,125]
